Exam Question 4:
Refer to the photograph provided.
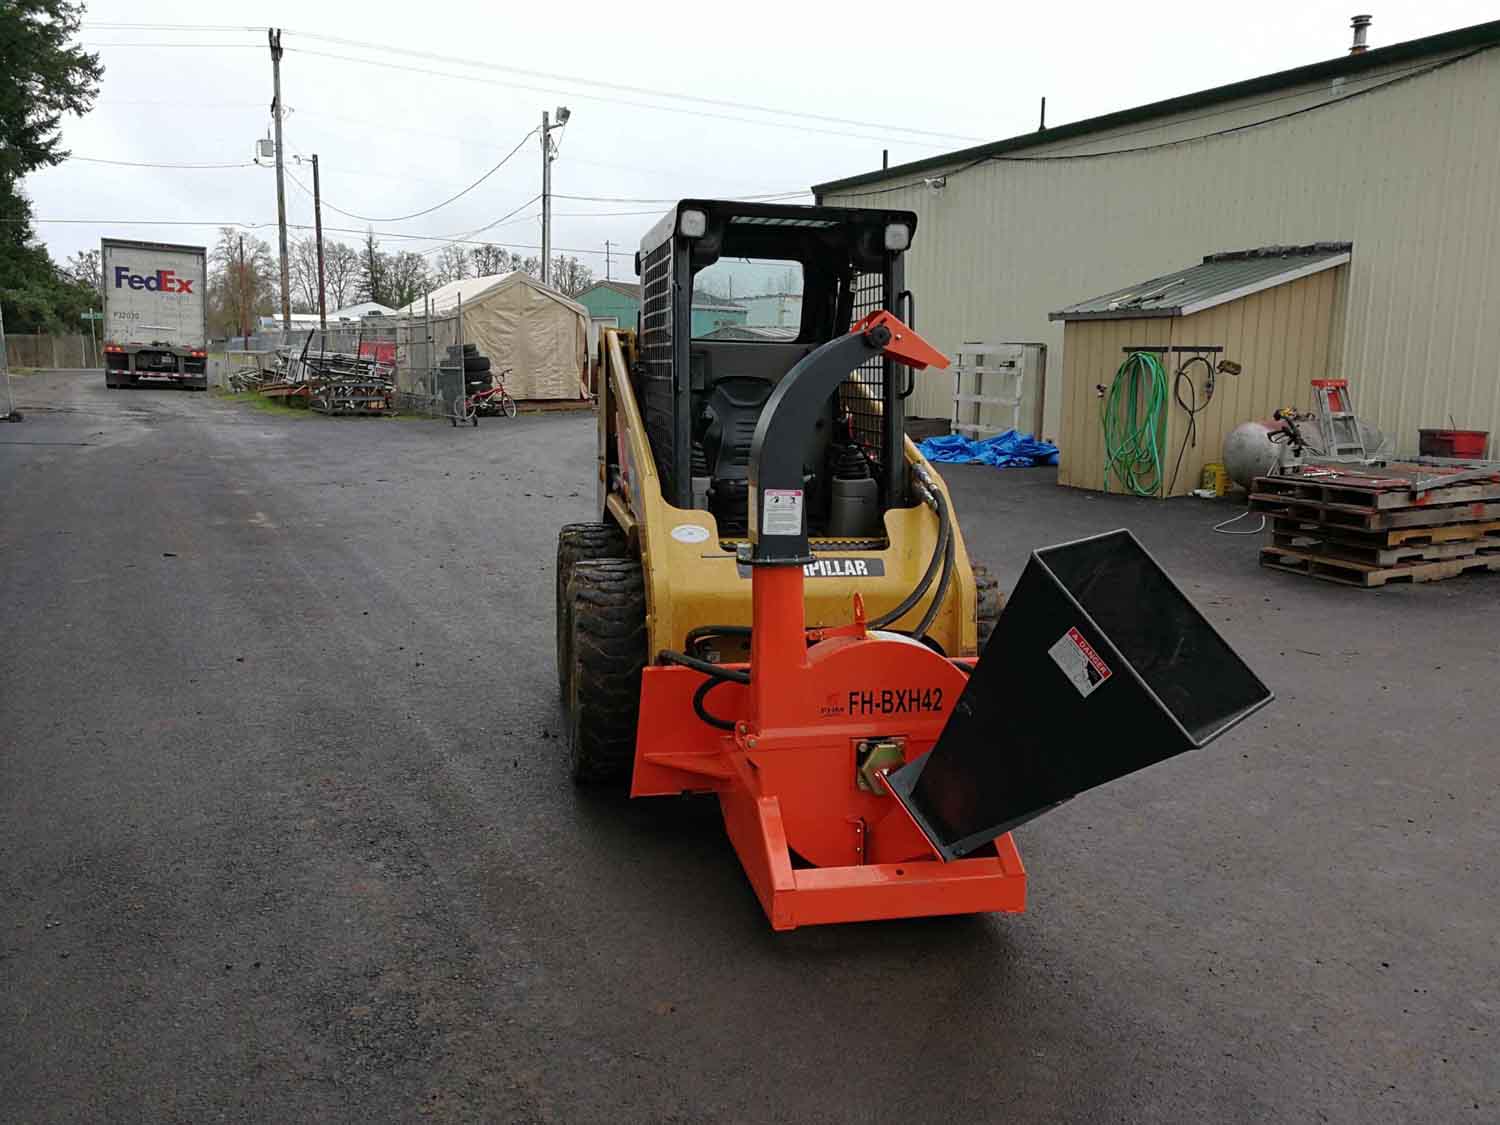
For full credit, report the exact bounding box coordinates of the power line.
[83,22,261,30]
[20,215,617,258]
[399,197,544,256]
[90,100,819,193]
[282,128,538,223]
[82,42,262,48]
[15,146,256,169]
[286,29,982,144]
[409,217,539,259]
[552,191,810,204]
[279,167,545,254]
[82,21,982,144]
[290,47,957,149]
[552,209,670,218]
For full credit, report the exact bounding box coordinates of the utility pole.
[268,28,291,334]
[540,106,570,288]
[312,153,327,332]
[604,240,611,281]
[541,110,551,287]
[0,301,16,422]
[237,235,248,340]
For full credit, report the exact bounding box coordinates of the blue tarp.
[918,430,1060,469]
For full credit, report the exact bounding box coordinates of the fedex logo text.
[113,266,194,294]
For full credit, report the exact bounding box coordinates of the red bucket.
[1419,428,1490,459]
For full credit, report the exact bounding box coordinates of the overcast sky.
[25,0,1498,281]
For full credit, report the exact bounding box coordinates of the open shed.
[399,272,588,400]
[1051,243,1351,497]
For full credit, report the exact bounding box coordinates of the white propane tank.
[1222,421,1284,491]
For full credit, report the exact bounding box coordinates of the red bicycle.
[450,367,518,425]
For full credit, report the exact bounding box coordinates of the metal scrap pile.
[257,341,395,414]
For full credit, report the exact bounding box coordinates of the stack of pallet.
[1251,463,1500,587]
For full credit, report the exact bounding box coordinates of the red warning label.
[1048,626,1112,698]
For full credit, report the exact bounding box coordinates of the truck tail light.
[190,350,206,358]
[104,344,125,353]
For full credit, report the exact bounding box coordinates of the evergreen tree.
[0,1,103,332]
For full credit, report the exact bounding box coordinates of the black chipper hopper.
[886,529,1273,860]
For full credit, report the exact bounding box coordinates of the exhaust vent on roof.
[1350,13,1372,54]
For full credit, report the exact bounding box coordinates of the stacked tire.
[446,343,492,395]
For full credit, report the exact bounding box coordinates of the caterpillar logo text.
[736,556,885,579]
[112,266,194,294]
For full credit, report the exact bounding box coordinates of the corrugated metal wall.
[1058,267,1343,496]
[822,48,1500,457]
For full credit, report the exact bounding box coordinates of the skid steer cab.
[556,200,1272,930]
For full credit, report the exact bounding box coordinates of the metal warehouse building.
[813,20,1500,459]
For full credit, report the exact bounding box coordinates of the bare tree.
[469,243,513,276]
[433,243,471,285]
[384,250,430,310]
[549,254,594,297]
[64,249,103,302]
[323,240,361,309]
[207,227,275,336]
[359,229,386,305]
[287,235,320,313]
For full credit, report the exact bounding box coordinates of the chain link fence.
[206,311,507,421]
[4,333,102,369]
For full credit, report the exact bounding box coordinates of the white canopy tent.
[400,272,588,400]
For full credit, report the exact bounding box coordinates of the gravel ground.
[1,369,1495,1123]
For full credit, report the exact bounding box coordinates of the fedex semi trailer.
[101,238,209,389]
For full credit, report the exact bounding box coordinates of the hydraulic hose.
[685,624,751,657]
[692,676,738,731]
[660,648,750,733]
[869,480,952,630]
[685,471,956,651]
[1102,351,1168,497]
[658,648,750,685]
[910,512,956,641]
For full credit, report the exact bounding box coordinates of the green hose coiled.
[1102,351,1167,497]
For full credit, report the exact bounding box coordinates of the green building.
[576,280,642,332]
[576,280,748,339]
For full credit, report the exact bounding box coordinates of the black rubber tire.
[463,354,490,374]
[972,562,1003,653]
[566,558,647,785]
[447,343,478,357]
[556,522,628,699]
[501,394,518,419]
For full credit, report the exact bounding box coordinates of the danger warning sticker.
[1048,627,1112,698]
[761,489,804,536]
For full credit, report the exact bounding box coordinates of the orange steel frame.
[632,313,1026,931]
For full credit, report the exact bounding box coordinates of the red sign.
[359,341,396,365]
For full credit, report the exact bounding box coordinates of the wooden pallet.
[1269,529,1500,566]
[1260,544,1500,587]
[1268,515,1500,549]
[1252,473,1500,510]
[1249,494,1500,530]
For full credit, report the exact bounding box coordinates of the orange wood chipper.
[558,201,1271,931]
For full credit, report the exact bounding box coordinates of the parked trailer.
[101,238,208,390]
